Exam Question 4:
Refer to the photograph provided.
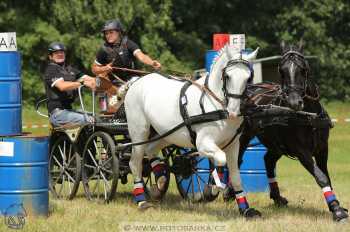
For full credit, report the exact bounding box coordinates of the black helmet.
[101,19,124,32]
[48,42,65,54]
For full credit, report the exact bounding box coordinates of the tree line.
[0,0,349,103]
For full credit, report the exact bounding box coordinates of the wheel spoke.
[93,140,101,161]
[64,170,76,183]
[66,149,76,167]
[57,145,65,165]
[99,170,111,190]
[84,164,96,169]
[190,174,195,200]
[67,174,72,194]
[100,166,113,174]
[88,149,99,167]
[52,169,64,185]
[101,157,112,168]
[196,157,205,163]
[58,174,66,197]
[185,175,193,196]
[195,172,207,184]
[177,176,184,185]
[194,172,204,199]
[53,155,64,169]
[63,140,66,161]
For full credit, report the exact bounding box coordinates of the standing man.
[92,19,161,82]
[43,42,97,126]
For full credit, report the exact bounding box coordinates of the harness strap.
[199,74,210,114]
[190,80,225,108]
[180,81,197,146]
[221,122,244,150]
[119,110,229,150]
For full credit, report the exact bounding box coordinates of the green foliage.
[0,0,349,103]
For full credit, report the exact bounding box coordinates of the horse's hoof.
[203,184,219,201]
[138,201,154,211]
[223,185,236,202]
[273,196,288,207]
[156,176,167,192]
[149,184,163,201]
[240,208,262,219]
[332,206,349,222]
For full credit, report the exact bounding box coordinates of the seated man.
[43,42,96,127]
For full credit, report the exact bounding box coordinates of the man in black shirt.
[43,42,96,126]
[91,19,161,81]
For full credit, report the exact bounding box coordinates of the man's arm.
[54,79,81,91]
[55,75,96,91]
[91,47,113,75]
[134,50,161,69]
[91,62,113,76]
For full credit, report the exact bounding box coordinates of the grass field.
[1,102,349,231]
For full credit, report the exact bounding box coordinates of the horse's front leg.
[298,152,348,222]
[264,150,288,206]
[224,138,262,218]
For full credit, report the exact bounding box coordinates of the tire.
[81,131,119,203]
[49,134,81,200]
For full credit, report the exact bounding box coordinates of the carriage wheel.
[49,135,81,200]
[164,146,218,203]
[81,131,119,203]
[142,157,171,201]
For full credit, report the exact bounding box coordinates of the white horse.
[125,45,261,218]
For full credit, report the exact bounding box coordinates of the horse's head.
[221,45,259,116]
[279,40,310,111]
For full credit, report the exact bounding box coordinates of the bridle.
[278,50,319,100]
[222,58,254,105]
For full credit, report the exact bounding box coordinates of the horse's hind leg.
[264,151,288,206]
[128,116,153,209]
[145,139,170,198]
[298,153,348,222]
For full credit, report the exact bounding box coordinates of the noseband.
[222,59,254,103]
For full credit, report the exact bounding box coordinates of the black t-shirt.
[95,37,140,81]
[43,62,84,113]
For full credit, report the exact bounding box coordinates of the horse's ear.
[244,47,259,61]
[225,44,233,59]
[280,41,286,52]
[298,38,304,52]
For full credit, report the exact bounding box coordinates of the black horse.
[228,41,348,222]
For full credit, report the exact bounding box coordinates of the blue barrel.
[0,135,49,216]
[0,52,22,136]
[240,137,269,192]
[205,50,218,73]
